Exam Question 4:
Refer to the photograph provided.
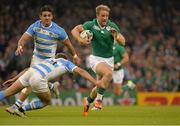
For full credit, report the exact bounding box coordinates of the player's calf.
[83,97,90,116]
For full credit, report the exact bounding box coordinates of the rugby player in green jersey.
[113,43,135,96]
[72,4,125,116]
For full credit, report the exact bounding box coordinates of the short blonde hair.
[96,4,110,15]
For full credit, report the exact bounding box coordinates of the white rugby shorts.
[113,69,124,84]
[87,55,114,72]
[18,68,49,93]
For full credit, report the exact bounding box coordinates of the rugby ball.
[80,30,93,40]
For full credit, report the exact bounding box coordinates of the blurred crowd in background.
[0,0,179,92]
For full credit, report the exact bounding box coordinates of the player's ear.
[39,14,42,19]
[52,14,54,19]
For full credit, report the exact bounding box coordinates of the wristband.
[18,45,23,49]
[117,62,121,67]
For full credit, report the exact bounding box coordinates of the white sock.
[15,99,23,108]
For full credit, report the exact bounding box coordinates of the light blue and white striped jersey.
[26,20,68,59]
[32,58,77,80]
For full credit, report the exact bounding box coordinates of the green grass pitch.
[0,106,180,125]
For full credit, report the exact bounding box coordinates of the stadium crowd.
[0,0,179,92]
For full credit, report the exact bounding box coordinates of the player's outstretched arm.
[73,67,102,87]
[2,68,28,88]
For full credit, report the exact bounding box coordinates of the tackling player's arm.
[71,24,90,45]
[2,68,28,87]
[15,33,33,56]
[73,67,103,87]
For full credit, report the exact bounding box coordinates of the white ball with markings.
[80,30,93,40]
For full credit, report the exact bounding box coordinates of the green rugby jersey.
[83,19,120,58]
[113,42,126,70]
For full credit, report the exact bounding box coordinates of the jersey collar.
[40,21,52,29]
[96,19,108,29]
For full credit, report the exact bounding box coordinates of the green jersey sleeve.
[108,20,120,33]
[113,43,126,64]
[83,21,93,30]
[117,45,126,54]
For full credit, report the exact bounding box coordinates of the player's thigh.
[21,86,32,95]
[88,55,113,73]
[28,70,50,103]
[5,80,24,96]
[19,68,34,87]
[96,62,112,77]
[36,89,51,105]
[28,70,48,93]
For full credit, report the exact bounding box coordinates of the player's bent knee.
[105,71,112,81]
[105,72,112,83]
[42,98,51,105]
[36,92,51,105]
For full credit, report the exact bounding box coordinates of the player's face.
[96,10,109,27]
[40,11,53,27]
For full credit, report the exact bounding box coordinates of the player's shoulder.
[108,19,120,31]
[83,19,95,29]
[115,42,124,48]
[84,19,95,26]
[31,20,41,26]
[108,19,118,26]
[115,43,125,51]
[84,20,94,24]
[51,22,67,36]
[52,22,65,31]
[27,20,40,29]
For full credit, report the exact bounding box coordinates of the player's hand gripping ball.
[80,30,93,40]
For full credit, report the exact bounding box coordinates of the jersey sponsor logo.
[100,31,104,34]
[33,27,59,38]
[36,37,57,44]
[49,32,56,38]
[106,26,111,31]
